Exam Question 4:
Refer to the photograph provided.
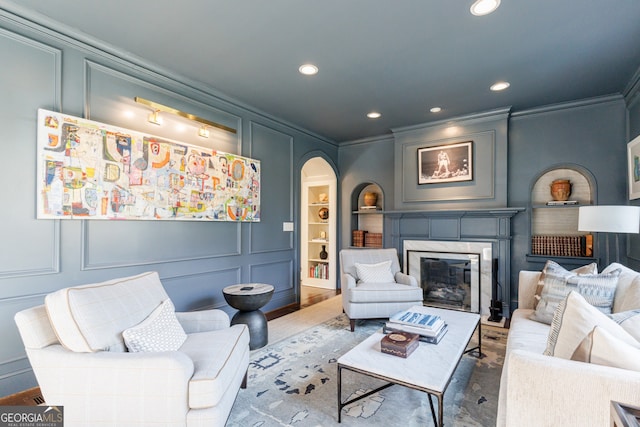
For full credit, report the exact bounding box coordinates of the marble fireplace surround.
[403,240,493,317]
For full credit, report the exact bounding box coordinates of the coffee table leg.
[337,365,343,423]
[428,394,438,426]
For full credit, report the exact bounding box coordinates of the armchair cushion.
[45,271,168,352]
[348,282,423,303]
[355,260,394,283]
[123,299,187,353]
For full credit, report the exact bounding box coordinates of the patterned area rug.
[227,314,506,426]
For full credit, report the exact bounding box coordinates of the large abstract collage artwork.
[37,109,260,221]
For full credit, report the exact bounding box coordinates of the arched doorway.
[300,157,337,306]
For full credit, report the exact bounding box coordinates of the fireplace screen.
[407,251,480,314]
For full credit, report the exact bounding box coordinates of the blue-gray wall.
[626,71,640,270]
[0,9,338,395]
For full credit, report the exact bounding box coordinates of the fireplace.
[418,254,479,312]
[403,240,493,316]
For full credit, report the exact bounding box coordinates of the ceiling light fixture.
[367,112,381,119]
[298,64,318,76]
[430,107,442,113]
[490,81,510,91]
[148,110,162,125]
[470,0,501,16]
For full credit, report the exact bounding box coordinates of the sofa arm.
[395,272,418,287]
[28,345,194,425]
[341,273,357,290]
[505,349,640,427]
[517,271,541,310]
[175,309,230,333]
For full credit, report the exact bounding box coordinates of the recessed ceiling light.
[367,112,381,119]
[430,107,442,113]
[298,64,318,76]
[490,81,510,91]
[470,0,501,16]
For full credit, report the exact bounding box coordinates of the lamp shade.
[578,205,640,233]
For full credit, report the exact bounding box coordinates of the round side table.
[223,283,274,350]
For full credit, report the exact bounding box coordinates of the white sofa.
[14,271,250,427]
[497,262,640,427]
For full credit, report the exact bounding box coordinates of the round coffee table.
[222,283,274,350]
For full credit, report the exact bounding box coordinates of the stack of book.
[384,306,448,344]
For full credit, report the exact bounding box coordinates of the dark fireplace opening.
[420,257,473,312]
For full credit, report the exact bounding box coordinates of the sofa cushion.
[45,271,168,352]
[180,324,249,409]
[348,282,424,303]
[571,326,640,372]
[533,261,597,309]
[544,291,639,359]
[609,309,640,342]
[355,261,394,283]
[602,262,640,312]
[123,299,187,352]
[530,262,619,325]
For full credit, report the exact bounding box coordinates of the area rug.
[227,314,506,426]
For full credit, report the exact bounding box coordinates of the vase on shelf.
[363,192,378,207]
[319,245,328,260]
[550,179,571,201]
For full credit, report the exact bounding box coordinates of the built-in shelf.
[350,183,384,248]
[528,165,597,262]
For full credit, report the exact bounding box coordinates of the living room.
[1,1,640,422]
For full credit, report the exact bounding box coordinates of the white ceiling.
[4,0,640,142]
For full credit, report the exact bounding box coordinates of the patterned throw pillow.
[533,260,597,309]
[354,260,395,283]
[123,299,187,352]
[544,291,638,359]
[530,261,617,325]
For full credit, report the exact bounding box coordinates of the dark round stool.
[223,283,274,350]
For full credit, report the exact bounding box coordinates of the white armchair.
[340,248,423,331]
[14,271,250,427]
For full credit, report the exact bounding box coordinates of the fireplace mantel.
[384,207,525,317]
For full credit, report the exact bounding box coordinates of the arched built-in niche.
[350,182,384,248]
[528,163,597,264]
[301,157,337,289]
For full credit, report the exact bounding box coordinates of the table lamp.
[578,205,640,265]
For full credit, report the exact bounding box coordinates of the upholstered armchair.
[14,271,250,427]
[340,248,424,331]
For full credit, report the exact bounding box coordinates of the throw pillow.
[544,291,638,359]
[534,261,598,309]
[123,299,187,352]
[354,260,395,283]
[571,326,640,372]
[530,263,617,325]
[609,309,640,342]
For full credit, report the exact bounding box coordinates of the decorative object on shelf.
[319,245,328,260]
[627,134,640,200]
[417,141,473,185]
[578,205,640,265]
[550,179,572,201]
[364,232,383,248]
[363,192,378,207]
[352,230,366,247]
[318,207,329,221]
[319,231,326,239]
[318,193,328,203]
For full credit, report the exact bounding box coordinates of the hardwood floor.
[266,285,339,320]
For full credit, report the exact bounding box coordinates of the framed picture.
[418,141,473,185]
[628,134,640,200]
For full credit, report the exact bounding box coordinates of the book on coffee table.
[389,306,445,334]
[383,322,448,344]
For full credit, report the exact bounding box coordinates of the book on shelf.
[383,323,448,344]
[389,307,445,333]
[546,200,579,206]
[359,205,380,210]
